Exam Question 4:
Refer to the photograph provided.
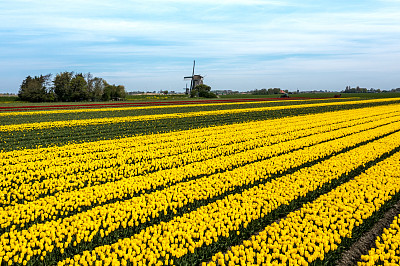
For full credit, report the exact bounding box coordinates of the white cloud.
[1,0,400,92]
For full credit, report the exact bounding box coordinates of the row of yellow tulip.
[0,98,397,132]
[0,107,271,162]
[1,109,398,233]
[0,120,272,187]
[0,107,374,207]
[43,125,400,266]
[3,103,394,169]
[359,215,400,265]
[5,99,372,172]
[2,105,396,208]
[1,116,255,165]
[3,102,355,176]
[208,148,400,266]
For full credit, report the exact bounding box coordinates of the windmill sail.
[183,60,203,94]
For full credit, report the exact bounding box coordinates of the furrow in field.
[358,213,400,265]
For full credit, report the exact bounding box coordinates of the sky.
[1,0,400,93]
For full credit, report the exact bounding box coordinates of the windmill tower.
[184,60,204,94]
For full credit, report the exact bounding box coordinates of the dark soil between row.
[337,200,400,265]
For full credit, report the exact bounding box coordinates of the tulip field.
[1,97,400,265]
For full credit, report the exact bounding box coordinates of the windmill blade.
[191,60,195,92]
[184,76,194,79]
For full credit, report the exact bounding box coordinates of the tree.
[85,73,95,100]
[92,77,106,101]
[70,73,88,101]
[18,74,52,102]
[115,85,126,99]
[53,72,73,101]
[252,88,267,95]
[18,71,126,102]
[252,88,283,95]
[190,84,216,98]
[343,86,368,93]
[102,84,126,100]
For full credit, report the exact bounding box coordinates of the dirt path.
[337,200,400,266]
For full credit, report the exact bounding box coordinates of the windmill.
[184,60,204,95]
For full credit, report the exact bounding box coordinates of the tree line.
[251,88,288,95]
[342,86,400,93]
[18,72,126,102]
[190,84,217,98]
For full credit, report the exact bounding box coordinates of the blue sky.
[1,0,400,93]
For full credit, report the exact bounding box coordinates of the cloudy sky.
[1,0,400,93]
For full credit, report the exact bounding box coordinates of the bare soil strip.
[337,200,400,266]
